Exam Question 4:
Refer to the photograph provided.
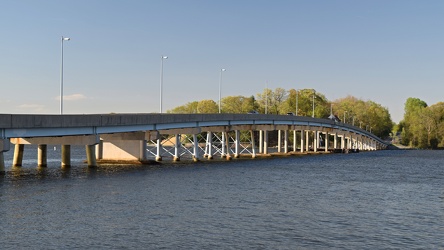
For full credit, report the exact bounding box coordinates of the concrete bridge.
[0,113,387,171]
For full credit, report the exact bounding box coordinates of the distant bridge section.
[0,113,388,171]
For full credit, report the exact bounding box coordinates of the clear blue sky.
[1,0,443,122]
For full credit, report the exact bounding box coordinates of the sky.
[1,0,443,123]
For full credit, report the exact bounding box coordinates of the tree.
[168,101,198,113]
[333,96,392,138]
[197,99,218,113]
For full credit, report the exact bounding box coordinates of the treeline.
[168,88,393,139]
[397,98,444,148]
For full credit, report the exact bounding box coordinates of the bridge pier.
[250,130,256,158]
[61,145,71,168]
[38,144,47,167]
[86,145,97,167]
[192,134,199,161]
[13,144,24,167]
[0,139,9,173]
[0,152,4,173]
[234,130,240,158]
[173,134,180,162]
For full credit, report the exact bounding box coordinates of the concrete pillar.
[61,145,71,168]
[325,132,329,152]
[0,139,9,173]
[284,130,289,153]
[0,152,4,173]
[96,140,103,160]
[250,130,256,158]
[333,133,337,149]
[224,132,231,160]
[193,134,199,162]
[341,135,345,149]
[293,130,297,152]
[13,144,25,167]
[174,134,180,162]
[156,138,162,161]
[221,132,226,158]
[140,139,147,161]
[207,132,213,159]
[234,130,240,158]
[259,130,263,154]
[263,130,268,154]
[313,131,318,152]
[38,144,47,167]
[300,129,305,153]
[85,145,97,167]
[277,130,282,153]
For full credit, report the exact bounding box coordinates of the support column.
[234,130,240,158]
[193,134,199,162]
[293,130,297,152]
[284,130,288,154]
[140,139,147,161]
[13,144,25,167]
[0,152,4,173]
[61,145,71,168]
[325,132,329,152]
[341,135,345,149]
[207,132,213,159]
[263,130,268,154]
[333,132,338,149]
[300,129,305,153]
[250,130,256,158]
[156,138,162,161]
[38,144,47,167]
[259,130,263,154]
[221,132,226,158]
[96,140,103,160]
[224,132,231,160]
[85,145,97,167]
[313,131,318,152]
[174,134,180,162]
[277,130,282,153]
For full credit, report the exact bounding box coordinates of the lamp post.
[60,36,70,114]
[312,90,316,118]
[159,55,168,113]
[343,111,347,124]
[218,68,226,113]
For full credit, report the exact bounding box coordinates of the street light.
[159,55,168,113]
[218,68,226,113]
[312,90,316,118]
[60,36,70,114]
[343,111,347,123]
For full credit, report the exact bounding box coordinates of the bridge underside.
[1,125,385,171]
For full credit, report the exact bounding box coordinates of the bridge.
[0,113,387,171]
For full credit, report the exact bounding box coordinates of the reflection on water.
[1,149,443,249]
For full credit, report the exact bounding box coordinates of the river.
[0,147,443,249]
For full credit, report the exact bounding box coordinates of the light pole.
[218,68,226,113]
[60,36,70,114]
[312,90,316,118]
[343,111,347,123]
[159,55,168,113]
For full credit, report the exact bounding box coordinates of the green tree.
[197,99,218,113]
[167,101,198,113]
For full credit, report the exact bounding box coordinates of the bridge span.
[0,113,387,171]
